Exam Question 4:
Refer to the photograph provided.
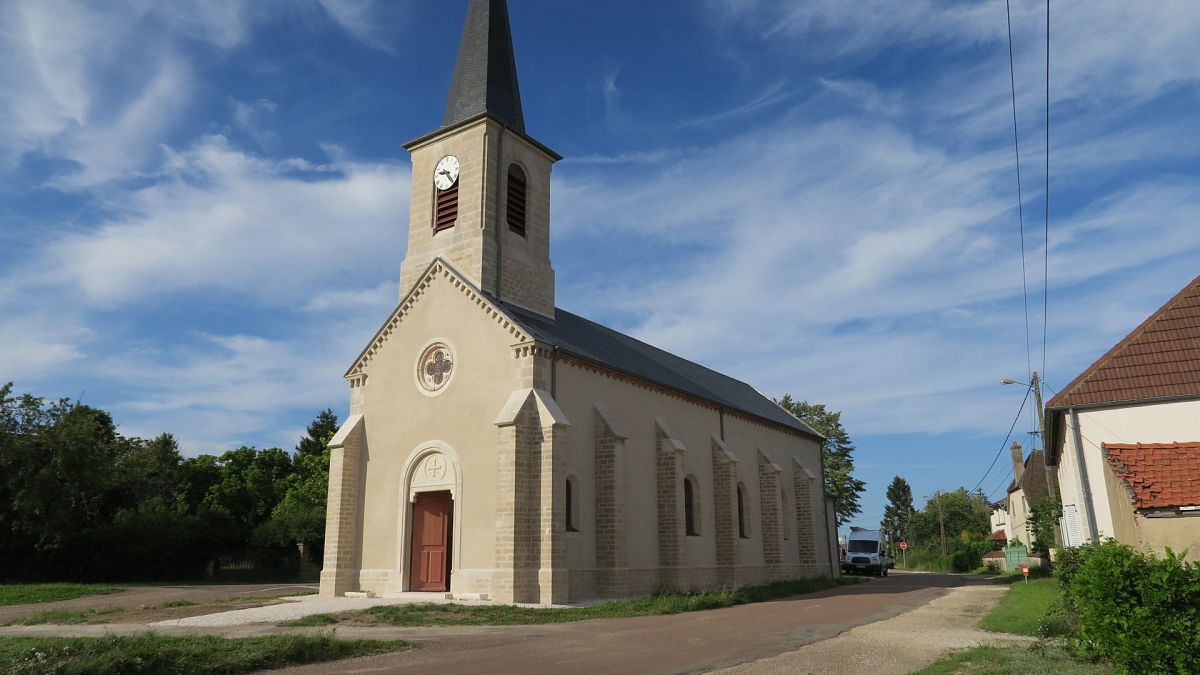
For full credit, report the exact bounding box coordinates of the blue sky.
[3,0,1199,535]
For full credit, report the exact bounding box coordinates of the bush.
[1065,541,1200,674]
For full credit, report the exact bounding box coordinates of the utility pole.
[936,490,947,555]
[1031,371,1063,547]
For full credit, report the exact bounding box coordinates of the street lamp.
[1000,371,1061,547]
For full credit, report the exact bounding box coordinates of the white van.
[842,529,893,577]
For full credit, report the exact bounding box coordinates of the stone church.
[320,0,840,604]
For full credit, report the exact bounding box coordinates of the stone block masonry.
[656,420,687,590]
[758,451,783,568]
[320,415,366,597]
[594,406,629,597]
[711,438,738,586]
[793,460,818,565]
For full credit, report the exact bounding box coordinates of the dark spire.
[442,0,525,134]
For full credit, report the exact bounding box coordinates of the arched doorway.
[399,445,462,593]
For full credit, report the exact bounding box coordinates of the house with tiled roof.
[1004,443,1048,549]
[1046,274,1200,559]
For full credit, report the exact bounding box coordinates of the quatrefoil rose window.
[417,343,455,394]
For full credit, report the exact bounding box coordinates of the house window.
[737,483,750,539]
[434,182,459,232]
[506,164,527,236]
[684,476,700,536]
[566,475,579,532]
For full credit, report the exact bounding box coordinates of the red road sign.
[898,541,909,550]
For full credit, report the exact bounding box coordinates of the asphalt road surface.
[276,572,985,675]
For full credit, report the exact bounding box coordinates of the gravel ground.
[150,595,413,627]
[148,593,516,627]
[711,582,1033,674]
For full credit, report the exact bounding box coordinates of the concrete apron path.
[713,582,1034,675]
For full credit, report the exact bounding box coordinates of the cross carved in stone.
[425,351,453,385]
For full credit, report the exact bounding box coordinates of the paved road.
[276,572,986,675]
[0,583,317,625]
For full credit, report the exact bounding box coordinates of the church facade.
[320,0,840,605]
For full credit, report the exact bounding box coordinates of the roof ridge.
[1047,274,1200,409]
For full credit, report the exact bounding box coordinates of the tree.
[909,488,991,552]
[880,476,914,546]
[777,396,865,527]
[257,410,337,559]
[296,409,338,458]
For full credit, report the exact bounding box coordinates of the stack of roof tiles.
[1048,274,1200,409]
[1103,442,1200,509]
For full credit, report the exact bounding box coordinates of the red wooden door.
[410,491,453,592]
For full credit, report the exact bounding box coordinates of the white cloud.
[19,135,408,306]
[316,0,398,53]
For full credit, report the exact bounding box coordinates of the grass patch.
[0,633,413,674]
[287,576,852,628]
[160,600,197,608]
[6,607,126,626]
[978,578,1058,636]
[914,643,1109,674]
[0,584,124,606]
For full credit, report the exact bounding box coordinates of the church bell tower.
[399,0,560,319]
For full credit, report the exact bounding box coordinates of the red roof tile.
[1103,442,1200,509]
[1047,275,1200,409]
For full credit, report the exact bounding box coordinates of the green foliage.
[0,382,334,582]
[0,633,412,675]
[1064,541,1200,674]
[1029,497,1061,555]
[288,577,854,627]
[908,488,991,557]
[880,476,914,549]
[776,396,865,526]
[256,411,336,556]
[295,409,338,458]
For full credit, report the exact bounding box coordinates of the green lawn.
[913,644,1110,675]
[7,607,126,626]
[287,576,854,627]
[0,584,124,607]
[0,634,413,675]
[978,578,1059,636]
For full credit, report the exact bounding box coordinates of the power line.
[970,384,1032,494]
[1042,0,1052,379]
[1005,0,1034,383]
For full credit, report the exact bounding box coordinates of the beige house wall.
[990,506,1010,543]
[1007,489,1033,548]
[1055,399,1200,543]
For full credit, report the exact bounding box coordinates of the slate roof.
[1047,274,1200,410]
[442,0,525,133]
[501,303,822,439]
[1103,442,1200,509]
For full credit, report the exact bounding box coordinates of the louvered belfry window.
[506,164,527,236]
[434,183,458,232]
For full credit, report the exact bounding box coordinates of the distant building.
[1046,274,1200,560]
[1003,443,1047,549]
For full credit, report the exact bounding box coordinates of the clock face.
[434,155,460,190]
